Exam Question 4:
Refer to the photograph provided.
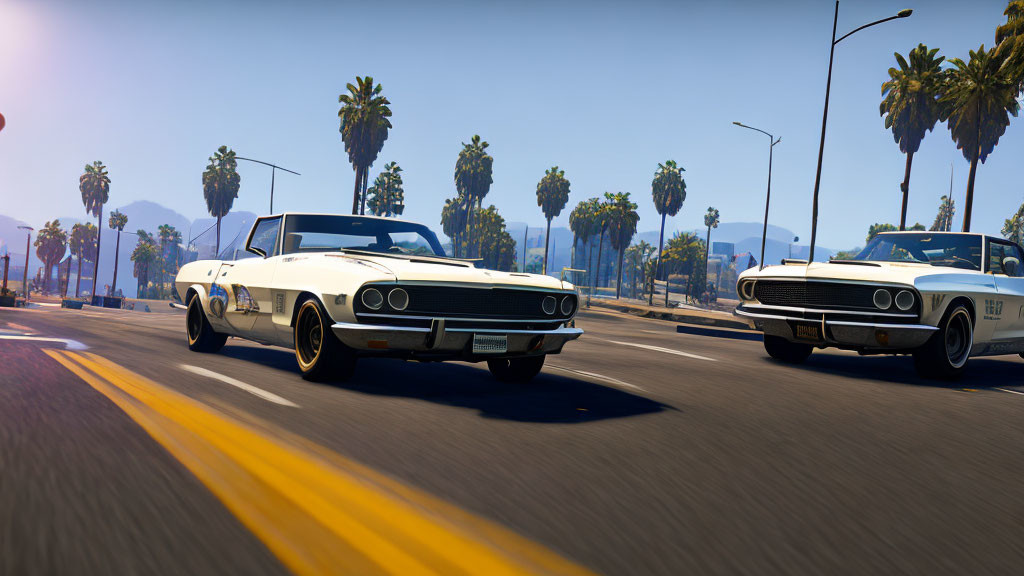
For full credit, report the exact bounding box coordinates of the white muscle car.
[735,231,1024,379]
[175,213,582,382]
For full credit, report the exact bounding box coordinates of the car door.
[987,238,1024,343]
[236,216,283,342]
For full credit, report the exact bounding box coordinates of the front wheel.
[186,293,227,353]
[914,304,973,380]
[294,298,356,382]
[487,355,546,383]
[763,335,813,364]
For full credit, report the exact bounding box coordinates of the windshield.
[851,233,982,270]
[282,215,446,257]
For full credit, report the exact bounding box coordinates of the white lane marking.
[180,364,299,407]
[0,335,88,350]
[547,364,645,392]
[641,330,665,334]
[605,340,717,362]
[995,387,1024,397]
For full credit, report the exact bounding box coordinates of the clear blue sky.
[0,0,1020,250]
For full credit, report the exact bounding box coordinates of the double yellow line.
[45,350,595,576]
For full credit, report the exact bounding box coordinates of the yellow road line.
[43,349,594,576]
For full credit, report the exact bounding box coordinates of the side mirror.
[1003,256,1021,277]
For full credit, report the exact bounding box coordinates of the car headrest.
[284,233,302,254]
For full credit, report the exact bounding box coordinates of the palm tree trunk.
[595,229,605,294]
[704,226,712,302]
[91,209,102,299]
[963,150,979,232]
[651,213,666,306]
[616,247,626,299]
[360,167,369,215]
[352,166,362,215]
[215,216,222,255]
[899,151,914,230]
[543,218,552,275]
[111,230,121,296]
[75,256,82,297]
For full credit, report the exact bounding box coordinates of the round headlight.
[361,288,384,310]
[542,295,557,315]
[894,290,915,311]
[873,289,892,310]
[388,288,409,311]
[560,296,575,316]
[739,280,756,301]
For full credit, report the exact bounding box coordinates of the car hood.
[740,261,983,286]
[334,253,569,290]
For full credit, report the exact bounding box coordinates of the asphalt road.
[3,302,1024,575]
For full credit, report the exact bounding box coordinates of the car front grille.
[753,281,880,311]
[355,285,576,320]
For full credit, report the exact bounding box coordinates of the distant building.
[711,241,735,260]
[732,252,757,271]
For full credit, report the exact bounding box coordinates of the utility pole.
[235,156,300,214]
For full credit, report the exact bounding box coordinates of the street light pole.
[235,156,300,214]
[733,122,780,270]
[807,1,912,264]
[18,225,33,300]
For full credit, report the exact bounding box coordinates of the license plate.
[792,322,822,342]
[472,334,508,354]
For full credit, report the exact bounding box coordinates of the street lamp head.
[732,121,743,126]
[897,9,912,18]
[773,137,782,146]
[17,225,33,232]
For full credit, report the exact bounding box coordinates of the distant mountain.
[0,214,39,271]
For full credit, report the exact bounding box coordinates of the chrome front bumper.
[736,305,938,350]
[330,320,583,356]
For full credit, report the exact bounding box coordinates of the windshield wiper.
[828,260,880,266]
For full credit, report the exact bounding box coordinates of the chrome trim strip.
[741,303,917,318]
[359,281,578,295]
[332,322,582,337]
[355,312,567,323]
[825,321,938,331]
[748,277,916,290]
[735,309,793,321]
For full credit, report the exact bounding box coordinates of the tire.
[487,355,546,383]
[294,297,356,382]
[186,293,227,353]
[914,304,973,380]
[763,334,813,364]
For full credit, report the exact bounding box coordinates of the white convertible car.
[736,231,1024,379]
[175,213,582,382]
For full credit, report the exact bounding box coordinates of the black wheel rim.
[945,309,972,369]
[187,299,202,343]
[297,305,323,366]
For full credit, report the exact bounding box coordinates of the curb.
[586,300,754,331]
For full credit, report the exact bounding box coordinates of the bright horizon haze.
[1,0,1021,251]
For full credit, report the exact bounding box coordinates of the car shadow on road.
[218,345,672,423]
[774,351,1024,390]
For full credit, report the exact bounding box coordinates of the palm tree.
[131,234,159,299]
[703,207,720,298]
[930,195,956,231]
[535,166,571,275]
[108,210,127,296]
[202,146,241,253]
[880,44,945,230]
[34,220,67,294]
[441,195,469,258]
[454,135,494,257]
[338,76,392,215]
[651,160,686,305]
[569,198,599,276]
[604,192,639,299]
[662,231,705,304]
[79,161,110,298]
[69,222,96,297]
[367,161,405,217]
[996,1,1024,90]
[1003,201,1024,245]
[157,224,181,297]
[939,46,1020,232]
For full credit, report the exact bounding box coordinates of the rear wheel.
[186,293,227,353]
[294,297,356,382]
[763,335,813,364]
[914,304,973,380]
[487,355,546,383]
